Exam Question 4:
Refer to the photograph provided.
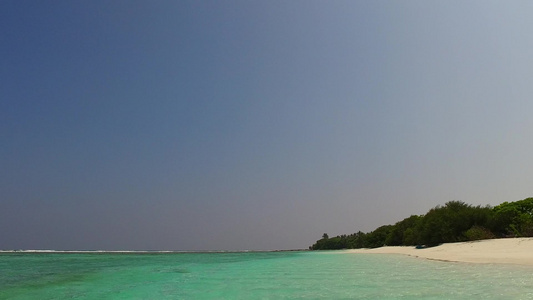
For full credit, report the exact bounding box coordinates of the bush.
[464,226,496,241]
[492,198,533,236]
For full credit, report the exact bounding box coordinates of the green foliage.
[385,215,422,246]
[364,225,394,248]
[310,234,350,250]
[346,231,366,249]
[402,227,418,246]
[464,226,496,241]
[492,198,533,237]
[417,201,493,246]
[310,197,533,250]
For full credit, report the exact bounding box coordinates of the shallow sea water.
[1,251,532,299]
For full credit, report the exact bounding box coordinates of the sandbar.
[344,238,533,265]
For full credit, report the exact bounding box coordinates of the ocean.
[1,251,532,299]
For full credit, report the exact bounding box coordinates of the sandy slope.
[344,238,533,265]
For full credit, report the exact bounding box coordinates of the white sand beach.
[345,238,533,265]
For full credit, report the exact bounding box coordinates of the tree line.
[310,197,533,250]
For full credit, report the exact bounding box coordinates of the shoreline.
[0,249,309,254]
[343,238,533,266]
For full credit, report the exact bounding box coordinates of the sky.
[1,1,533,251]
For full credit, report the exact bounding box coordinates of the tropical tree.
[492,198,533,237]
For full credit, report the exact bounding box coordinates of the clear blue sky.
[2,1,532,250]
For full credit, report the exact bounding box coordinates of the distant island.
[311,197,533,250]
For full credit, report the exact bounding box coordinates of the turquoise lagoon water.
[1,251,532,299]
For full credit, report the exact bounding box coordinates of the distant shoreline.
[0,249,309,254]
[343,238,533,266]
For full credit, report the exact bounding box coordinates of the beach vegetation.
[464,226,496,241]
[363,225,394,248]
[416,201,493,246]
[384,215,422,246]
[310,197,532,250]
[491,198,533,237]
